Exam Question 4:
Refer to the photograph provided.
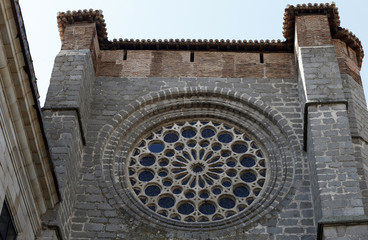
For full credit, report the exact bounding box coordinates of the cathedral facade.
[1,1,368,239]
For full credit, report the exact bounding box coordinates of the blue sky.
[20,0,368,106]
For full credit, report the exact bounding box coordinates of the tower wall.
[42,4,368,239]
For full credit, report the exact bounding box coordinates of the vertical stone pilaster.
[295,13,368,239]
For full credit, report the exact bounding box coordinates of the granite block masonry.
[39,3,368,240]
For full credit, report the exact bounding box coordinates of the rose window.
[127,120,268,223]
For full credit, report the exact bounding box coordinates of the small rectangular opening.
[123,49,128,60]
[346,45,350,57]
[260,53,264,63]
[190,51,194,62]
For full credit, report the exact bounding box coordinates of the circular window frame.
[96,89,297,234]
[126,119,270,223]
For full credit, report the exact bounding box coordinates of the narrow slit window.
[190,51,194,62]
[260,53,264,63]
[123,50,128,60]
[346,45,350,57]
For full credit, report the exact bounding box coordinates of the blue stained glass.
[204,177,213,185]
[159,159,168,166]
[201,128,215,138]
[233,186,249,197]
[232,143,248,153]
[182,129,196,138]
[208,173,219,180]
[212,188,222,195]
[200,141,209,147]
[210,168,223,174]
[185,217,195,222]
[199,203,216,215]
[190,178,196,188]
[253,189,260,196]
[148,205,156,211]
[192,164,203,173]
[240,171,257,182]
[199,150,204,160]
[178,203,194,215]
[218,133,233,143]
[191,150,197,160]
[226,211,235,217]
[138,171,154,182]
[164,133,179,143]
[185,191,195,199]
[183,153,191,160]
[158,196,175,208]
[200,191,209,199]
[172,168,185,174]
[173,188,182,194]
[257,151,263,157]
[222,180,231,187]
[238,205,246,211]
[199,217,209,222]
[247,198,254,205]
[208,156,220,164]
[259,160,265,167]
[187,141,196,147]
[221,151,230,157]
[212,144,221,151]
[175,173,186,180]
[260,170,266,177]
[149,143,164,153]
[163,180,172,186]
[158,170,168,177]
[258,179,265,187]
[205,153,213,161]
[171,215,180,220]
[176,157,186,163]
[219,197,235,209]
[175,144,184,150]
[226,170,236,177]
[240,157,256,167]
[130,179,136,185]
[165,151,174,157]
[213,215,223,221]
[226,160,236,167]
[159,211,167,217]
[182,177,190,185]
[145,185,161,196]
[140,156,155,166]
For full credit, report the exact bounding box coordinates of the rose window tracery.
[127,120,268,223]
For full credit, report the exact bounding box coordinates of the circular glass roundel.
[127,120,268,223]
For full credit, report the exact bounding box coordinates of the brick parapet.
[96,51,296,79]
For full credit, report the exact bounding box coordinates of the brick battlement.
[57,3,364,83]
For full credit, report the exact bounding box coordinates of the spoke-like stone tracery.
[127,120,268,223]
